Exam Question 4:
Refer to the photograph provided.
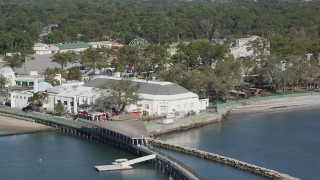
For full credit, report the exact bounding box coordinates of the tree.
[0,75,9,88]
[55,101,67,116]
[112,45,139,72]
[44,68,66,86]
[97,79,140,114]
[214,56,241,100]
[67,67,82,81]
[257,55,281,91]
[51,51,77,69]
[81,47,110,74]
[3,53,28,70]
[143,44,170,72]
[28,92,49,111]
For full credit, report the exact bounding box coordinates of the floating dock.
[95,154,156,172]
[95,164,133,171]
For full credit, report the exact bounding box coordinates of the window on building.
[145,104,150,109]
[177,105,180,110]
[64,101,67,105]
[184,103,187,109]
[190,103,194,108]
[160,106,167,112]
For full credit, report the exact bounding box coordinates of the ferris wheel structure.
[129,38,149,50]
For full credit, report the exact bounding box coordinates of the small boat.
[112,158,128,165]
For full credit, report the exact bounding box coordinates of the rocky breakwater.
[149,139,299,180]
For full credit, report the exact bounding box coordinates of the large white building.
[11,76,209,117]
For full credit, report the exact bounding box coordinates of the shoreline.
[0,115,55,136]
[148,94,320,136]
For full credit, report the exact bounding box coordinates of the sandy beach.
[0,115,54,136]
[226,95,320,115]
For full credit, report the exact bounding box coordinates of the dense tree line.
[0,0,320,54]
[1,0,320,103]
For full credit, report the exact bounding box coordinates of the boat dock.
[95,154,156,172]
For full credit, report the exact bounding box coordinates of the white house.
[11,76,209,117]
[0,67,15,87]
[33,43,53,55]
[230,36,270,60]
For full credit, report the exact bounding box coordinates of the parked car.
[22,105,33,112]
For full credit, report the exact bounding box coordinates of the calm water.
[159,108,320,180]
[0,132,167,180]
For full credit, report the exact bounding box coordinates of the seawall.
[146,112,223,137]
[150,139,299,180]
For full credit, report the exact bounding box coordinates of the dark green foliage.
[97,79,140,114]
[67,67,82,81]
[28,92,49,109]
[54,101,67,116]
[1,0,320,54]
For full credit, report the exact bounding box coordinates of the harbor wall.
[149,139,299,180]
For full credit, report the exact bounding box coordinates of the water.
[159,108,320,180]
[0,132,167,180]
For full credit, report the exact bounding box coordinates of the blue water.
[0,132,167,180]
[159,108,320,179]
[2,108,319,179]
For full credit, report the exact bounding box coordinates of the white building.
[11,76,209,116]
[89,41,123,49]
[230,36,270,60]
[33,43,53,55]
[84,77,209,115]
[0,67,15,87]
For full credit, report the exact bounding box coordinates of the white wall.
[10,92,32,108]
[129,97,203,116]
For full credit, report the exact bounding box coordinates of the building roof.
[34,43,48,47]
[47,85,96,97]
[38,81,53,92]
[84,76,191,96]
[51,42,92,50]
[0,67,14,74]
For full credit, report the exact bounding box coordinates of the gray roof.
[90,121,149,138]
[84,78,190,95]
